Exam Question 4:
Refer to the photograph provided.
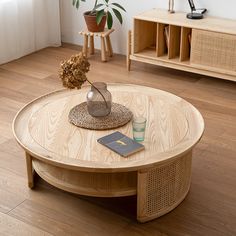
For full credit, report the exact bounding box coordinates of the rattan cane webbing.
[143,153,192,217]
[191,29,236,71]
[68,102,133,130]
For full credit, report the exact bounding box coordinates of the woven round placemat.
[68,102,133,130]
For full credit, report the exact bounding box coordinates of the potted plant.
[72,0,126,32]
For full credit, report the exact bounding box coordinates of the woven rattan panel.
[138,153,192,220]
[191,29,236,72]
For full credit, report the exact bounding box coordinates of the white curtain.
[0,0,61,64]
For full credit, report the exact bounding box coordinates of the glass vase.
[86,82,112,117]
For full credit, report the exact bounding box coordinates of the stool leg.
[106,35,113,57]
[83,35,88,57]
[101,36,107,62]
[89,35,95,55]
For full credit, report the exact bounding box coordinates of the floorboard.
[0,45,235,235]
[0,212,52,236]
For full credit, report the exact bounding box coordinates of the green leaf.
[107,11,113,29]
[111,3,126,12]
[105,0,109,3]
[76,0,80,9]
[73,0,86,9]
[93,3,105,11]
[96,10,105,25]
[112,8,123,25]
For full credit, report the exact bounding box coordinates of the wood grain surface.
[134,9,236,35]
[0,212,52,236]
[0,44,235,235]
[13,84,204,172]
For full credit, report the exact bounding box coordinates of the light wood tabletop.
[13,83,204,222]
[13,83,204,172]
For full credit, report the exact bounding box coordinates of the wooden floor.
[0,44,235,236]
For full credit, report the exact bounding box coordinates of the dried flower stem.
[59,53,108,108]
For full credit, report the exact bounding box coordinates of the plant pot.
[84,11,107,32]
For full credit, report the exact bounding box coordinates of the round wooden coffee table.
[13,84,204,222]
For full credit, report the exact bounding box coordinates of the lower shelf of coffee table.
[32,150,193,222]
[33,159,137,197]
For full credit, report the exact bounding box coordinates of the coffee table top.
[13,84,204,172]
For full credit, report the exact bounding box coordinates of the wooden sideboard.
[127,9,236,82]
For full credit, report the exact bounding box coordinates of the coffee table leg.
[25,152,35,188]
[137,151,192,223]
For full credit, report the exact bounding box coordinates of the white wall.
[60,0,236,55]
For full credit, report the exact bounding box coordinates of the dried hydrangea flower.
[59,53,90,89]
[59,52,108,108]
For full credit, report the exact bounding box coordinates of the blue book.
[97,131,145,157]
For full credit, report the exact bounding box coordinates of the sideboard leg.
[25,152,34,188]
[127,30,132,71]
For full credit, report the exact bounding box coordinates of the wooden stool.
[79,29,114,62]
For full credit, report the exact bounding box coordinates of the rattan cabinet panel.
[191,29,236,72]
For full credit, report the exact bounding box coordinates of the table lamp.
[187,0,207,19]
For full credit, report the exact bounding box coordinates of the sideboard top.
[134,9,236,35]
